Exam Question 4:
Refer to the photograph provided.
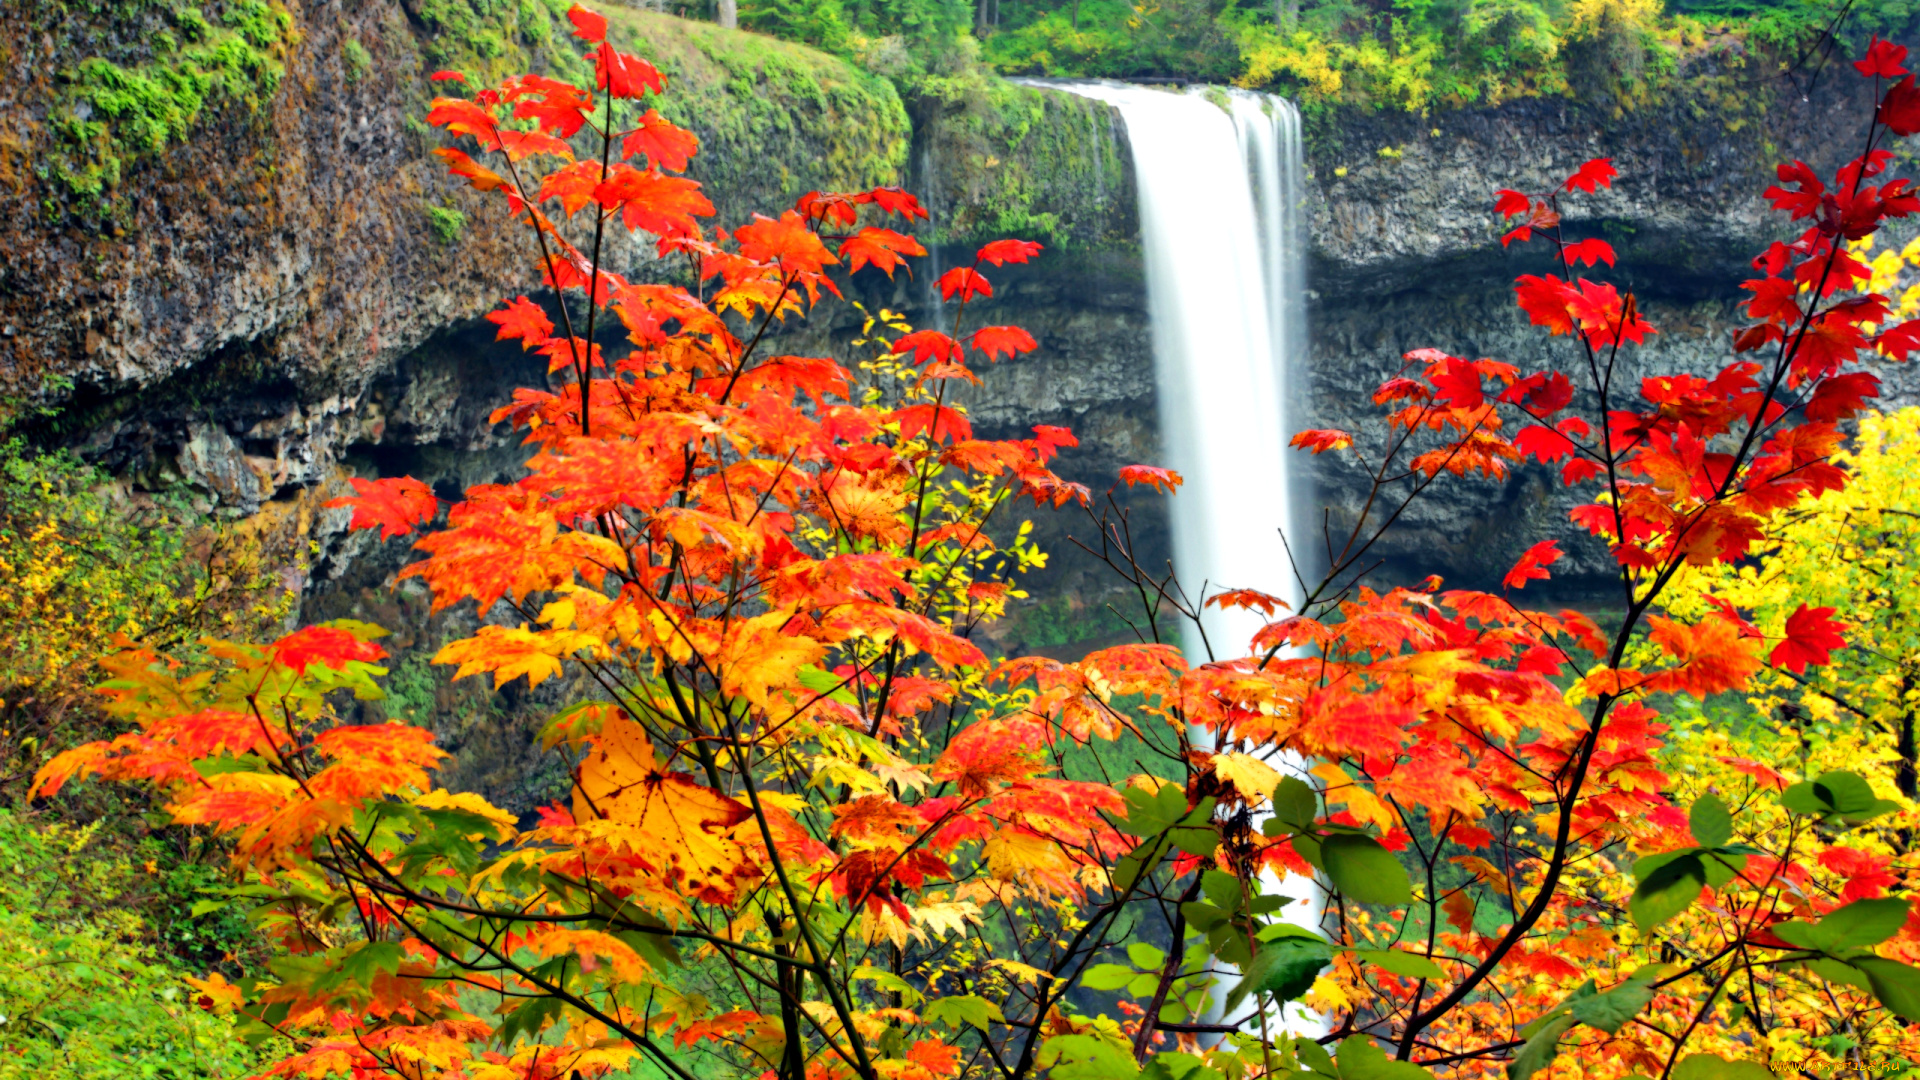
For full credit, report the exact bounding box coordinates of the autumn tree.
[33,15,1920,1080]
[1651,406,1920,799]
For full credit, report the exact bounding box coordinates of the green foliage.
[0,439,289,801]
[968,0,1917,112]
[1006,590,1138,650]
[0,811,263,1078]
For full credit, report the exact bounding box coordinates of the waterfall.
[1046,81,1323,1036]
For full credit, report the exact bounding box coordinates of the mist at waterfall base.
[1035,81,1327,1038]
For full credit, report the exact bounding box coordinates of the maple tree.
[1653,407,1920,796]
[31,15,1920,1080]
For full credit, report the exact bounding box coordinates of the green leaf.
[188,899,229,918]
[1628,852,1705,931]
[1354,949,1446,981]
[1116,782,1189,837]
[1774,897,1910,955]
[797,666,860,704]
[1780,780,1830,817]
[1200,869,1244,913]
[1824,897,1911,950]
[1142,1051,1222,1080]
[1569,980,1654,1035]
[1335,1035,1433,1080]
[1292,832,1325,870]
[1128,973,1160,997]
[923,994,1005,1032]
[1082,960,1136,991]
[851,966,924,1007]
[335,940,403,986]
[1321,834,1412,906]
[1039,1033,1142,1080]
[1224,930,1331,1016]
[1783,771,1902,824]
[1688,793,1732,848]
[1128,943,1168,970]
[1170,824,1220,857]
[1505,1013,1576,1080]
[1181,899,1230,931]
[1806,956,1873,992]
[1855,957,1920,1022]
[1274,775,1318,828]
[1670,1054,1776,1080]
[1259,921,1328,944]
[1295,1036,1339,1078]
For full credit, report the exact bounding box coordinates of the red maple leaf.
[892,330,961,364]
[1503,540,1562,590]
[1771,604,1846,674]
[1515,275,1578,337]
[938,267,992,302]
[431,148,509,193]
[1564,158,1617,194]
[864,187,930,220]
[1764,161,1826,219]
[1494,189,1530,217]
[1563,237,1616,267]
[976,239,1043,266]
[1876,318,1920,360]
[1428,356,1485,409]
[621,109,697,172]
[325,476,440,541]
[1291,429,1354,454]
[271,626,387,675]
[970,326,1038,361]
[1857,36,1912,79]
[1742,276,1800,324]
[1881,76,1920,138]
[1205,588,1291,616]
[596,44,662,99]
[1803,371,1881,422]
[567,3,607,41]
[890,404,972,443]
[487,296,555,349]
[1118,464,1183,492]
[838,227,925,277]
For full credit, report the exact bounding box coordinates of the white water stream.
[1046,81,1325,1036]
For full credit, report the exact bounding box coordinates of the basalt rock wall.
[1296,46,1917,595]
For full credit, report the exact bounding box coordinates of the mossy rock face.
[0,2,918,425]
[609,10,910,223]
[914,79,1138,252]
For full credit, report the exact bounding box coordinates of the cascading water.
[1045,80,1324,1035]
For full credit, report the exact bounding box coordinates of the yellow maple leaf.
[720,611,826,709]
[435,624,606,689]
[411,789,518,840]
[574,713,754,900]
[1212,751,1282,803]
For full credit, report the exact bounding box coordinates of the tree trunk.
[718,0,738,29]
[1899,671,1916,799]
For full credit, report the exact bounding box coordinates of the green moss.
[415,0,593,87]
[922,76,1135,250]
[427,204,468,243]
[604,11,910,218]
[343,37,372,83]
[47,0,295,208]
